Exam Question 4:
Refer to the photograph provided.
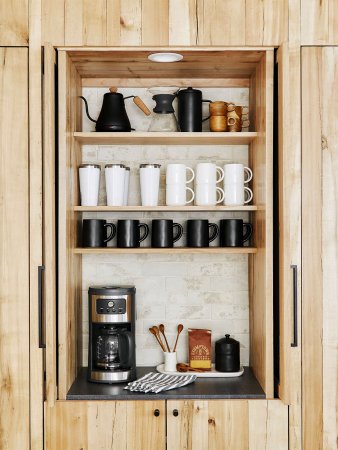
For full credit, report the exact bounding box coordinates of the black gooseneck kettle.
[80,87,151,132]
[177,87,211,132]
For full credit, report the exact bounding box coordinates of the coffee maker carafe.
[88,286,136,383]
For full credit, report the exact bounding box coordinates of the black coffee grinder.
[88,285,136,383]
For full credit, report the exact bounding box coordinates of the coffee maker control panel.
[96,298,126,315]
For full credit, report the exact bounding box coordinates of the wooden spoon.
[159,324,171,352]
[173,324,184,352]
[149,327,166,352]
[152,325,167,352]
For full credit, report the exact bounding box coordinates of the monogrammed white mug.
[196,163,224,184]
[79,164,101,206]
[105,164,126,206]
[224,184,253,206]
[140,164,161,206]
[195,183,225,206]
[166,184,195,206]
[224,164,253,185]
[166,164,195,185]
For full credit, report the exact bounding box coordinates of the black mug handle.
[243,223,253,243]
[173,223,183,243]
[138,223,149,243]
[202,99,212,122]
[208,223,219,243]
[104,223,116,243]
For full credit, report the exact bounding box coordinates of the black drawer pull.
[38,265,46,349]
[290,264,298,347]
[173,409,179,417]
[154,409,160,417]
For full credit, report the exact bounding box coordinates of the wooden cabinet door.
[0,48,30,449]
[276,43,302,449]
[167,400,288,450]
[45,400,166,450]
[302,47,338,450]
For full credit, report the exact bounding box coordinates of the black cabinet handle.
[38,265,46,349]
[290,265,298,347]
[173,409,179,417]
[154,409,160,417]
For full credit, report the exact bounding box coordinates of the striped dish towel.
[124,372,196,394]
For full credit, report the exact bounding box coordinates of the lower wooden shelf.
[73,247,257,254]
[74,205,258,212]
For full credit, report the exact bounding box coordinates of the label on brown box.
[188,328,211,369]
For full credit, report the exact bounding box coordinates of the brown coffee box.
[188,328,212,369]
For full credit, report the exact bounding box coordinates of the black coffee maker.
[88,285,136,383]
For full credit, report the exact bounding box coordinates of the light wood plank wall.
[301,0,338,44]
[302,46,338,450]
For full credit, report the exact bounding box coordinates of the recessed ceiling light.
[148,52,183,63]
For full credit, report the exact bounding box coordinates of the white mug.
[140,164,161,206]
[166,184,195,206]
[224,164,253,185]
[166,164,195,185]
[123,167,130,206]
[196,163,224,184]
[224,184,253,206]
[105,164,126,206]
[79,164,100,206]
[195,183,225,206]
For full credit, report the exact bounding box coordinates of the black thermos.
[215,334,240,372]
[177,87,210,132]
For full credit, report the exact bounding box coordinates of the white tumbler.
[105,164,126,206]
[123,167,130,206]
[139,164,161,206]
[79,164,101,206]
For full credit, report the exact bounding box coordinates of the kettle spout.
[79,96,97,123]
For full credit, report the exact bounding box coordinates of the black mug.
[151,220,183,248]
[82,219,116,248]
[220,219,253,247]
[117,220,149,248]
[187,220,219,248]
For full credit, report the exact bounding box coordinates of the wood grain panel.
[43,44,57,405]
[301,0,338,44]
[249,51,274,398]
[58,52,83,398]
[142,0,169,45]
[0,0,28,45]
[41,0,287,46]
[302,46,338,450]
[0,47,30,450]
[167,400,288,450]
[45,400,166,450]
[277,43,302,450]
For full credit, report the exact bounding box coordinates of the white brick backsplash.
[80,86,251,367]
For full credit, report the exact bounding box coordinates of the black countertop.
[67,367,265,400]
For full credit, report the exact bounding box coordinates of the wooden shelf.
[74,205,258,212]
[73,131,257,146]
[73,247,257,255]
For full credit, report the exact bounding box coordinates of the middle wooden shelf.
[74,205,258,212]
[73,247,257,254]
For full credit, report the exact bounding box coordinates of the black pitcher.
[177,87,211,132]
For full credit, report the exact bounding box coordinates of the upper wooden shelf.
[73,132,257,146]
[74,205,257,212]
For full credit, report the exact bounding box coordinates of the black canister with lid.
[215,334,240,372]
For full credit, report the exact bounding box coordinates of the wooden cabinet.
[45,400,166,449]
[0,48,30,449]
[0,0,28,45]
[45,399,288,450]
[302,47,338,450]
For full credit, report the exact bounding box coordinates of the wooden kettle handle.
[133,96,151,116]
